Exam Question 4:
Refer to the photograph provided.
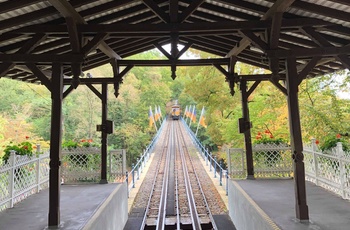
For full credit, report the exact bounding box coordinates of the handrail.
[125,118,166,196]
[181,117,229,195]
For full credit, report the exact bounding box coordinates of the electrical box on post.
[238,118,252,133]
[105,120,114,134]
[96,120,114,134]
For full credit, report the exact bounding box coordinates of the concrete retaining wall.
[83,182,128,230]
[228,180,280,230]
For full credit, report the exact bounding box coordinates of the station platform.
[230,179,350,230]
[0,183,127,230]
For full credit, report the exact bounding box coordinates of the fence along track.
[142,120,216,229]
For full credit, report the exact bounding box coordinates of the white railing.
[0,147,126,213]
[304,139,350,199]
[0,150,50,212]
[227,139,350,200]
[227,143,293,178]
[61,147,126,184]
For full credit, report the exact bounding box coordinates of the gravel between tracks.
[130,120,227,216]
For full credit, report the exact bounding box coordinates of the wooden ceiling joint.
[142,0,169,23]
[25,63,52,91]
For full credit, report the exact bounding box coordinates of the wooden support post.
[286,57,309,221]
[48,63,63,228]
[100,82,108,184]
[240,80,254,179]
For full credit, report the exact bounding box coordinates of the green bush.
[320,134,349,152]
[2,141,33,163]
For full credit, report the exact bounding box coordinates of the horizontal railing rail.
[182,117,229,195]
[125,118,165,197]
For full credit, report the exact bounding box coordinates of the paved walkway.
[0,184,121,230]
[235,179,350,230]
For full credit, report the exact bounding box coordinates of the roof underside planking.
[0,0,349,84]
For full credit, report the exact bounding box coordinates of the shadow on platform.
[229,179,350,230]
[0,183,127,230]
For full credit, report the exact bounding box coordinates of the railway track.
[140,120,216,230]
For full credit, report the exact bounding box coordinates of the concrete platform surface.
[235,179,350,230]
[0,184,121,230]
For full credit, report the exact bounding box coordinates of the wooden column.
[240,80,254,179]
[100,83,108,184]
[48,63,63,227]
[285,57,309,221]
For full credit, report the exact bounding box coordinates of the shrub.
[2,141,33,163]
[320,134,349,152]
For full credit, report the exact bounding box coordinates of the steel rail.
[175,121,202,230]
[140,122,171,229]
[178,122,218,230]
[155,122,173,230]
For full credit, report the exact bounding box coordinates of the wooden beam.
[86,84,102,99]
[0,33,46,77]
[266,45,350,58]
[48,0,121,60]
[178,0,205,23]
[239,30,268,51]
[65,17,81,53]
[176,42,192,59]
[117,58,230,66]
[17,18,331,34]
[269,12,283,49]
[63,85,74,99]
[81,33,109,55]
[269,79,287,95]
[0,53,84,63]
[142,0,169,23]
[169,0,178,23]
[213,64,228,77]
[301,27,331,47]
[247,80,261,97]
[297,56,322,84]
[153,43,172,60]
[226,0,295,57]
[285,56,309,221]
[337,55,350,69]
[25,63,52,90]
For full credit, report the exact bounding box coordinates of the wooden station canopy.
[1,0,350,228]
[0,0,349,84]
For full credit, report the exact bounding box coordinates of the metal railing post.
[206,149,208,166]
[226,170,229,196]
[132,163,135,188]
[137,158,140,180]
[220,161,223,186]
[126,171,129,198]
[214,156,217,178]
[209,153,212,171]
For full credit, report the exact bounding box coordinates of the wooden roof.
[0,0,349,84]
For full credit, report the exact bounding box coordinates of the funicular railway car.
[171,105,181,120]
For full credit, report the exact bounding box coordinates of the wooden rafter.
[142,0,169,23]
[0,33,46,77]
[48,0,121,60]
[16,18,331,35]
[169,0,178,23]
[178,0,205,23]
[226,0,295,57]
